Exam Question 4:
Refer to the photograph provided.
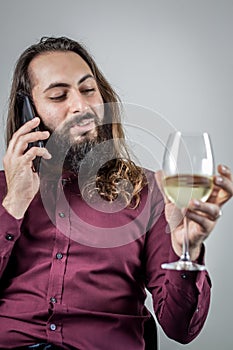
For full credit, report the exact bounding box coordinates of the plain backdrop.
[0,0,232,349]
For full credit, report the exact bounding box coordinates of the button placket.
[46,177,71,335]
[47,317,63,344]
[46,244,67,343]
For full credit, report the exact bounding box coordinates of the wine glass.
[161,131,215,271]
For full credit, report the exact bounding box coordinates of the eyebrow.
[43,74,95,93]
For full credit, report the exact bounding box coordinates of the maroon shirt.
[0,170,211,349]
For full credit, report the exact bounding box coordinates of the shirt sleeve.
[144,201,211,344]
[0,171,23,278]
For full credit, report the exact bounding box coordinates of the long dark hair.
[6,36,147,207]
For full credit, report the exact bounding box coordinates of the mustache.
[63,112,100,131]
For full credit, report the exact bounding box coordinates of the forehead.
[29,51,93,88]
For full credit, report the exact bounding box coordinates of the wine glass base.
[161,260,206,271]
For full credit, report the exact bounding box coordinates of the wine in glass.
[161,131,215,271]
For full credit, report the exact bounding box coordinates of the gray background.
[0,0,232,349]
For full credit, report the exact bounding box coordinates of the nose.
[68,90,89,115]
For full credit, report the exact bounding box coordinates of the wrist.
[171,237,202,261]
[189,244,202,261]
[2,195,28,219]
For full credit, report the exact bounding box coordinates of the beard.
[45,112,113,176]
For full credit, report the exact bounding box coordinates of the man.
[0,36,232,350]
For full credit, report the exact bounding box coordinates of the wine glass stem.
[181,216,191,262]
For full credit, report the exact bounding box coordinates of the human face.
[29,51,104,143]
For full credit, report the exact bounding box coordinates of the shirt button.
[5,233,15,241]
[56,252,63,260]
[58,212,65,218]
[50,297,57,304]
[50,323,57,331]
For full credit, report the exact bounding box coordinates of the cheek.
[93,95,105,121]
[93,103,104,122]
[36,104,65,131]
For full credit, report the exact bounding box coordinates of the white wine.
[163,174,213,208]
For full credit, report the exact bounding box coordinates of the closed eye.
[49,94,66,101]
[82,88,95,94]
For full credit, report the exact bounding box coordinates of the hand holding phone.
[2,94,51,218]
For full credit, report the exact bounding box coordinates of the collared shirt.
[0,170,211,349]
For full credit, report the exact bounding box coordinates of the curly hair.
[6,36,147,208]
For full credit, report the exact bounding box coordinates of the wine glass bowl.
[161,131,215,271]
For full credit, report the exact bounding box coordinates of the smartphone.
[21,95,44,172]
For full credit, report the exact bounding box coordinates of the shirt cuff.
[0,206,23,254]
[164,244,211,298]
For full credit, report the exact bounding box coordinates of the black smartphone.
[21,95,44,172]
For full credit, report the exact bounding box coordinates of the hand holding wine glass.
[161,131,215,271]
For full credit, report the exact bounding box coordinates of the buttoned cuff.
[0,206,23,255]
[164,244,211,298]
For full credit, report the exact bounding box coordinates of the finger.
[185,209,213,234]
[188,200,221,221]
[214,175,233,204]
[8,118,41,151]
[13,130,50,156]
[14,117,41,137]
[217,164,232,181]
[22,147,52,165]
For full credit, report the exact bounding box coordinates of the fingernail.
[193,199,200,207]
[222,165,231,174]
[216,176,223,184]
[44,152,52,159]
